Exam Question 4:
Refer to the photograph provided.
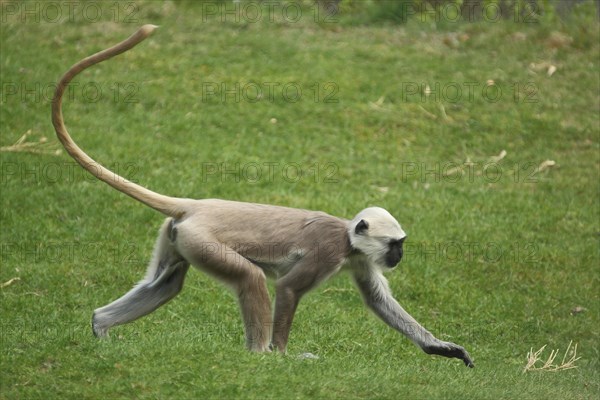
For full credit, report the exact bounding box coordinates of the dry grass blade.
[534,160,556,174]
[0,130,61,155]
[417,105,437,120]
[524,345,547,372]
[1,277,21,288]
[489,150,507,163]
[523,341,581,373]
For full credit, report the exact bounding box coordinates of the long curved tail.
[52,24,188,218]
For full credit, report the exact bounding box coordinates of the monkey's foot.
[423,340,474,368]
[91,312,109,338]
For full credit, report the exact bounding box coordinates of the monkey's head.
[349,207,407,269]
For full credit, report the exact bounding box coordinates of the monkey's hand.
[422,340,474,368]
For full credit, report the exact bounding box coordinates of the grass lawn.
[1,1,598,399]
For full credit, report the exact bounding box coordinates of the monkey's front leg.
[270,254,343,352]
[353,268,474,368]
[271,283,300,352]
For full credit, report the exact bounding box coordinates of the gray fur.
[352,263,473,367]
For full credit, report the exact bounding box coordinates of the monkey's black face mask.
[384,238,405,268]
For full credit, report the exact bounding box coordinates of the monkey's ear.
[355,219,369,234]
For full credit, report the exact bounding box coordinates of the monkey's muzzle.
[384,248,403,268]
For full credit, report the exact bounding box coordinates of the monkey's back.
[181,199,352,267]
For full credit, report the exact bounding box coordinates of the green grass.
[1,1,598,399]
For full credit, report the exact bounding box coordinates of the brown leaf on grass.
[443,34,459,49]
[546,31,573,49]
[511,32,527,41]
[570,306,586,315]
[529,62,557,77]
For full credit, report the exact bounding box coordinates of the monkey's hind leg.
[174,222,273,352]
[92,219,190,337]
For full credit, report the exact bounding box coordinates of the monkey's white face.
[348,207,407,269]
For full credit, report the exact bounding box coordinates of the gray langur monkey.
[51,25,474,368]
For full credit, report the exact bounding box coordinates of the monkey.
[51,25,474,368]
